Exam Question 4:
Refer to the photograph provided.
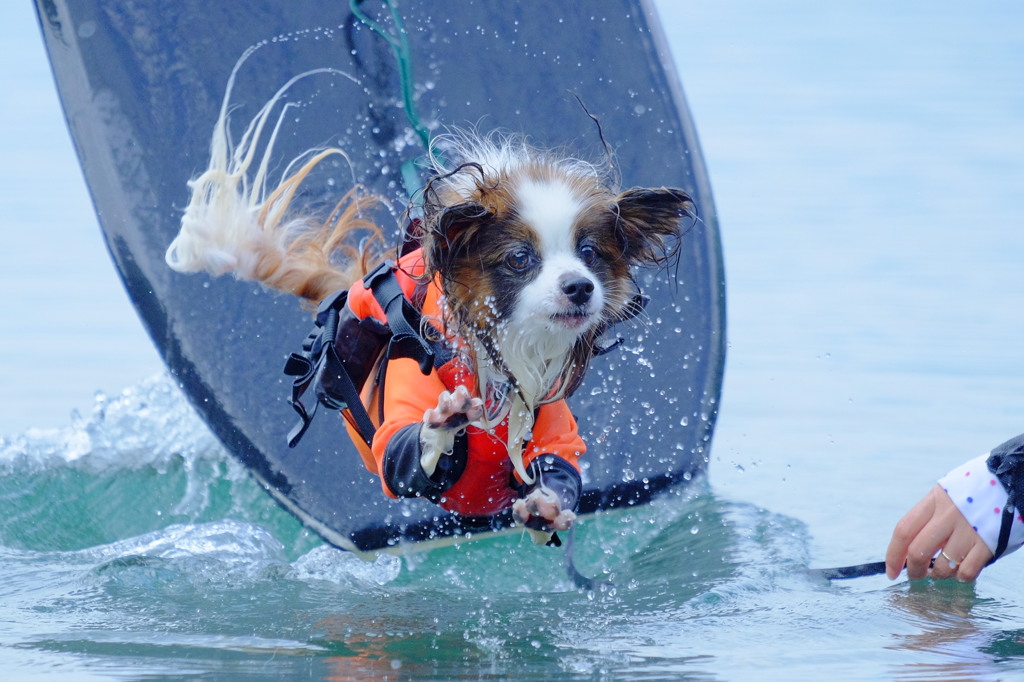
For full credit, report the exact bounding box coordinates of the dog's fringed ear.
[438,202,491,237]
[426,201,493,270]
[613,187,695,265]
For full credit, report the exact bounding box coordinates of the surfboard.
[35,0,725,553]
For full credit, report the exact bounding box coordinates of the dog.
[165,70,694,541]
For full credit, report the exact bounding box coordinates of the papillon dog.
[165,66,694,538]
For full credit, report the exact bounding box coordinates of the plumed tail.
[165,55,384,304]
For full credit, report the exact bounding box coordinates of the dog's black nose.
[561,276,595,306]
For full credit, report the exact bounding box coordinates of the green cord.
[349,0,442,194]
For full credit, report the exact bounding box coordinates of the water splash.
[0,374,312,555]
[291,544,401,586]
[0,373,219,475]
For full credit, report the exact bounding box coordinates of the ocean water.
[2,1,1024,680]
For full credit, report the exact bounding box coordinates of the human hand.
[885,484,994,581]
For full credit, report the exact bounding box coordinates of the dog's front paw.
[420,385,482,477]
[423,385,484,431]
[513,487,577,532]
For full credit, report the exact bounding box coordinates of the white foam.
[289,544,401,586]
[0,373,225,476]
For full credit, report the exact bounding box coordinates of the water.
[3,0,1024,679]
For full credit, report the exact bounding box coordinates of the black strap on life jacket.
[283,289,368,448]
[364,261,435,376]
[283,261,436,449]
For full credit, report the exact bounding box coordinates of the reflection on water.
[887,582,1008,681]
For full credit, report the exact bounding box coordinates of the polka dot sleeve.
[939,453,1024,557]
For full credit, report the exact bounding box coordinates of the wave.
[0,372,813,598]
[0,374,827,681]
[0,374,312,555]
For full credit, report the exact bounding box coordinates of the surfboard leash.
[349,0,443,197]
[809,557,951,580]
[808,561,888,580]
[563,525,612,592]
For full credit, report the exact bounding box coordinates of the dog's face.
[505,177,613,342]
[426,163,693,353]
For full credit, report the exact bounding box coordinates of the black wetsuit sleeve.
[517,454,582,527]
[987,433,1024,513]
[380,423,467,503]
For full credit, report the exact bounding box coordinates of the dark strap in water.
[811,556,952,580]
[563,525,610,591]
[810,561,888,580]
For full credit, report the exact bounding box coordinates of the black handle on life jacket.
[284,289,376,448]
[284,264,440,449]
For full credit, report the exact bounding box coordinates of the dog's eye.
[505,248,532,271]
[578,244,599,267]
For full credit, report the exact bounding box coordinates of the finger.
[927,494,983,579]
[886,488,938,579]
[929,548,959,580]
[905,545,937,581]
[904,515,955,581]
[955,542,994,583]
[933,533,976,581]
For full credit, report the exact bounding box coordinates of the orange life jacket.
[343,249,585,516]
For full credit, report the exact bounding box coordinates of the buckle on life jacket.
[283,289,376,447]
[283,262,438,449]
